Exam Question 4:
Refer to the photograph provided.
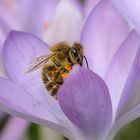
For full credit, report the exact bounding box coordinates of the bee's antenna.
[83,56,89,69]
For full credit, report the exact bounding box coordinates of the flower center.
[24,41,89,99]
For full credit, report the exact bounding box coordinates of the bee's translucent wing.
[23,53,56,73]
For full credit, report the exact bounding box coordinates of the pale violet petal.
[2,31,75,139]
[0,0,59,37]
[104,30,140,117]
[58,67,112,139]
[106,45,140,140]
[0,77,73,139]
[44,0,84,46]
[84,0,101,17]
[20,0,60,38]
[71,0,84,16]
[80,0,130,77]
[116,46,140,119]
[112,0,140,32]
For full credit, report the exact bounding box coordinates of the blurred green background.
[114,118,140,140]
[1,115,140,140]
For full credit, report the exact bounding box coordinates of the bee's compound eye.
[71,48,78,57]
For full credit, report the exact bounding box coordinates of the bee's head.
[69,42,83,65]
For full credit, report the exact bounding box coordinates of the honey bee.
[24,42,88,98]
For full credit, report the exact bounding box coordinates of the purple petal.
[112,0,140,33]
[0,4,21,74]
[0,4,20,61]
[106,46,140,139]
[3,31,51,101]
[0,0,59,37]
[3,31,49,82]
[2,31,75,138]
[80,0,130,77]
[58,67,112,137]
[43,0,83,45]
[0,77,73,139]
[71,0,84,16]
[0,117,29,140]
[0,3,21,33]
[116,46,140,119]
[84,0,100,17]
[104,30,140,116]
[22,0,59,37]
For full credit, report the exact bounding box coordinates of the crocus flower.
[0,0,140,140]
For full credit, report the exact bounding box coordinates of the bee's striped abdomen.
[42,64,63,97]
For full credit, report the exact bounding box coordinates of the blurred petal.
[0,117,29,140]
[84,0,100,17]
[104,30,140,116]
[0,63,4,77]
[112,0,140,32]
[0,3,20,74]
[71,0,84,16]
[22,0,59,37]
[0,0,59,37]
[116,46,140,119]
[0,3,20,33]
[80,0,130,77]
[0,110,5,118]
[44,0,83,46]
[0,77,73,138]
[58,67,112,138]
[3,31,74,138]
